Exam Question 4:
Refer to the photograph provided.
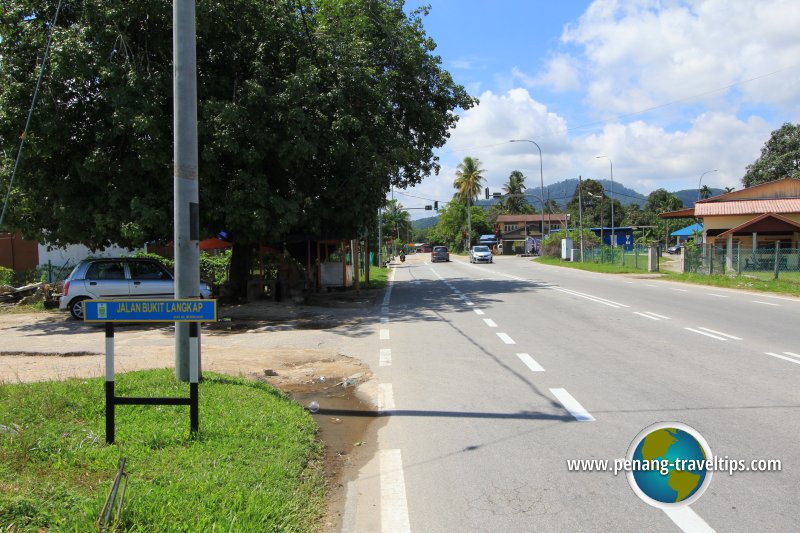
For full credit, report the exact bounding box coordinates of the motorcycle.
[399,252,406,263]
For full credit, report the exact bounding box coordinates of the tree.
[428,200,489,253]
[381,199,411,248]
[644,189,685,247]
[742,123,800,187]
[501,170,530,214]
[699,185,713,199]
[0,0,476,297]
[453,156,485,248]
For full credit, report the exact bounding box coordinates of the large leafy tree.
[427,200,489,253]
[743,123,800,187]
[0,0,475,295]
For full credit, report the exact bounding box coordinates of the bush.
[541,230,601,258]
[0,266,13,286]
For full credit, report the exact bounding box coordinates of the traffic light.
[425,205,432,210]
[434,201,439,211]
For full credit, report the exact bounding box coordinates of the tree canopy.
[0,0,475,252]
[500,170,531,214]
[743,123,800,188]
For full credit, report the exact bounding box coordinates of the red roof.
[694,199,800,216]
[496,214,568,222]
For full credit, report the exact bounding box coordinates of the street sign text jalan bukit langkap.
[84,299,217,323]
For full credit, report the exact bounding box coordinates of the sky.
[396,0,800,218]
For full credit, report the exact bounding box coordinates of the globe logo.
[626,422,713,508]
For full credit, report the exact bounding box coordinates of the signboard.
[84,299,217,322]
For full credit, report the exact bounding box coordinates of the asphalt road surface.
[342,253,799,532]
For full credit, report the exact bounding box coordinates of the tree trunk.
[229,243,255,300]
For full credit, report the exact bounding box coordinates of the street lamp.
[698,169,718,201]
[595,156,614,247]
[510,139,545,250]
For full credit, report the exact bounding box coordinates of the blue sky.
[397,0,800,217]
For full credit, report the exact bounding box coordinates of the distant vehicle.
[469,245,493,264]
[431,246,450,263]
[667,243,683,254]
[59,258,213,320]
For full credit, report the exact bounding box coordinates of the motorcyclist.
[399,249,406,262]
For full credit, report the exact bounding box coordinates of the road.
[342,253,800,532]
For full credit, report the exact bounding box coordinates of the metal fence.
[685,244,800,280]
[578,245,655,272]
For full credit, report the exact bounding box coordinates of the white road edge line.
[483,318,498,328]
[556,288,629,308]
[380,449,412,533]
[634,311,660,321]
[765,352,800,366]
[752,301,780,306]
[671,288,689,292]
[663,506,716,532]
[645,312,671,320]
[379,348,392,367]
[705,293,728,298]
[550,388,595,422]
[697,327,742,340]
[684,328,728,341]
[784,351,800,359]
[496,332,516,344]
[516,353,544,372]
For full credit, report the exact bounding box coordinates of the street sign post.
[84,299,217,444]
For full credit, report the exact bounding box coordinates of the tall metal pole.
[174,0,200,381]
[377,207,382,266]
[510,140,544,253]
[596,156,613,247]
[578,176,584,261]
[697,169,718,201]
[467,194,471,251]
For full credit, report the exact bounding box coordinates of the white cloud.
[562,0,800,117]
[512,54,581,92]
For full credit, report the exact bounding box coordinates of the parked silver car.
[469,245,493,263]
[59,258,213,319]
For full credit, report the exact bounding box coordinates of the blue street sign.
[84,299,217,322]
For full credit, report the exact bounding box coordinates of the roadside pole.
[173,0,200,381]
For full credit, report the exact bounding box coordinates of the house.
[659,177,800,269]
[671,223,704,245]
[495,213,569,254]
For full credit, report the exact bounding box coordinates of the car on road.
[469,245,493,264]
[667,243,683,254]
[431,246,450,263]
[59,258,213,320]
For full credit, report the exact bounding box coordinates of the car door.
[127,260,175,299]
[83,261,131,299]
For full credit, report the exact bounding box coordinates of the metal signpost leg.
[189,322,199,435]
[105,322,115,444]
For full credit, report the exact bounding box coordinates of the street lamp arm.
[510,139,545,251]
[697,169,719,200]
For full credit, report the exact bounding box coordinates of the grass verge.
[366,265,390,290]
[0,369,325,532]
[535,255,663,274]
[534,256,800,297]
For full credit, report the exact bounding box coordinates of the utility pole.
[377,207,382,266]
[173,0,200,381]
[578,176,584,261]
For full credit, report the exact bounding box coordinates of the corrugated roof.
[694,199,800,216]
[496,214,567,222]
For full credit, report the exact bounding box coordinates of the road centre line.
[464,301,475,306]
[684,328,730,341]
[483,318,498,328]
[644,312,670,319]
[663,507,716,533]
[380,449,412,533]
[496,332,516,344]
[378,383,395,411]
[379,348,392,367]
[380,329,390,340]
[633,312,660,321]
[705,293,728,298]
[380,316,389,324]
[753,300,780,306]
[516,353,544,372]
[697,327,741,340]
[474,309,485,315]
[549,388,595,422]
[671,288,689,292]
[765,352,800,366]
[555,288,630,308]
[785,351,800,358]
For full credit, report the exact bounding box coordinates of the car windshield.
[473,246,489,253]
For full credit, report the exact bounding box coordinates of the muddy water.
[288,382,387,532]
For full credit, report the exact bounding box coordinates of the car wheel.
[68,297,90,320]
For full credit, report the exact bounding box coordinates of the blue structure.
[671,223,703,244]
[478,234,498,246]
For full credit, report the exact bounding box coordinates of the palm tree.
[699,185,713,199]
[502,170,529,213]
[453,156,486,249]
[724,186,735,193]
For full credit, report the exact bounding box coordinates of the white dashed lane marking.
[516,353,544,372]
[483,318,498,328]
[550,388,594,422]
[496,333,516,344]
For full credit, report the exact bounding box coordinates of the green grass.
[366,265,390,290]
[535,256,800,297]
[0,370,325,532]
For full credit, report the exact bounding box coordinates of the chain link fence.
[577,244,656,272]
[685,244,800,282]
